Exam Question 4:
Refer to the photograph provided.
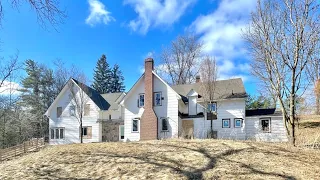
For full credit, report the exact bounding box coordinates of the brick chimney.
[196,75,201,83]
[140,58,158,140]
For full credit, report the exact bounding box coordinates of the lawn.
[0,139,319,180]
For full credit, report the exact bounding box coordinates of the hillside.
[0,139,319,180]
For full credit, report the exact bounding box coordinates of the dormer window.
[208,102,217,112]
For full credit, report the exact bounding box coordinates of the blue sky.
[0,0,258,95]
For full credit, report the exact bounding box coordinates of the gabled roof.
[45,78,124,116]
[72,78,110,110]
[121,71,181,104]
[101,92,124,110]
[171,78,247,102]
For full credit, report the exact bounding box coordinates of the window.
[138,94,145,107]
[69,106,75,116]
[57,107,62,118]
[222,119,230,128]
[132,119,139,132]
[50,128,64,139]
[82,127,88,136]
[120,125,124,140]
[109,114,112,120]
[234,118,242,128]
[82,126,92,139]
[207,102,217,112]
[161,118,168,131]
[154,92,162,106]
[261,118,271,133]
[84,104,90,116]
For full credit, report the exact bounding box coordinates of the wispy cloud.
[190,0,256,81]
[124,0,196,34]
[85,0,115,27]
[0,81,22,95]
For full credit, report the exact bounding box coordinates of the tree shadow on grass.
[299,121,320,128]
[30,142,297,180]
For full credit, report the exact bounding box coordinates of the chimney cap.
[145,57,154,62]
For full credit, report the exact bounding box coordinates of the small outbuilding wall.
[245,115,288,142]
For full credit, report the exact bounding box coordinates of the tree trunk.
[290,68,296,146]
[80,121,83,143]
[316,94,320,115]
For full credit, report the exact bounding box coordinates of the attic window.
[84,104,90,116]
[138,94,145,107]
[154,92,162,106]
[57,107,62,118]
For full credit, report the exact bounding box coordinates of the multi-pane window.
[132,119,139,132]
[138,94,145,107]
[69,106,75,116]
[222,119,230,128]
[261,118,271,132]
[154,92,162,106]
[57,107,62,118]
[207,103,217,112]
[84,104,90,116]
[50,128,64,139]
[234,118,242,128]
[161,118,168,131]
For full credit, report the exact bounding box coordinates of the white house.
[45,58,288,145]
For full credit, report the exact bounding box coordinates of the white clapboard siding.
[212,99,246,140]
[123,74,179,141]
[48,85,100,145]
[245,116,288,142]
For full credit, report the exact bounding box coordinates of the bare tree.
[243,0,320,145]
[199,56,218,137]
[159,33,203,85]
[0,53,19,90]
[0,0,66,29]
[67,74,90,143]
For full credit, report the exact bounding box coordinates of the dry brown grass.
[0,139,319,180]
[297,115,320,148]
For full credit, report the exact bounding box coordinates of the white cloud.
[85,0,115,27]
[190,0,256,82]
[124,0,196,34]
[0,81,22,95]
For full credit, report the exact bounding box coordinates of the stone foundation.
[101,121,123,142]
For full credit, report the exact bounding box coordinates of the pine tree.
[110,64,125,93]
[92,54,111,93]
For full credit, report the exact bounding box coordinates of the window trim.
[260,118,271,133]
[119,125,125,140]
[81,126,92,139]
[161,117,169,132]
[234,118,243,128]
[138,94,145,107]
[84,104,90,116]
[69,105,75,116]
[132,119,139,133]
[222,119,230,128]
[154,92,162,106]
[57,107,62,118]
[50,127,65,140]
[207,102,217,112]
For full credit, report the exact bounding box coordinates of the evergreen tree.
[92,54,111,93]
[110,64,125,93]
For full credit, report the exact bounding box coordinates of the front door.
[182,120,194,139]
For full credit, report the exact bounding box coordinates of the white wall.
[123,74,179,141]
[245,116,288,142]
[188,96,197,115]
[212,99,246,140]
[99,109,122,120]
[48,85,100,145]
